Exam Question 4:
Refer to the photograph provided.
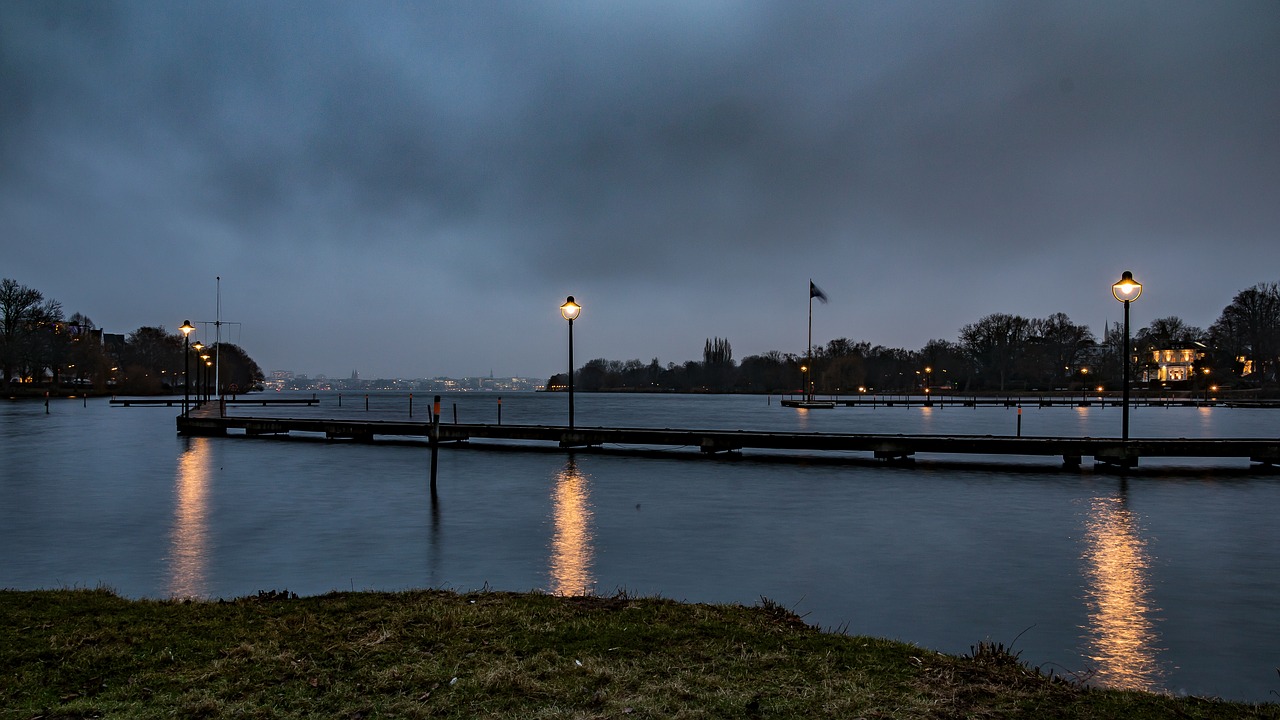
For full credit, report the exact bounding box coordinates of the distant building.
[1145,342,1206,384]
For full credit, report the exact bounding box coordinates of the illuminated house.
[1146,342,1205,383]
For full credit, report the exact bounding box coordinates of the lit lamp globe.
[1112,271,1142,303]
[560,296,581,321]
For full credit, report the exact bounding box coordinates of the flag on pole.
[810,280,828,303]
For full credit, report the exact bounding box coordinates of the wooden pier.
[780,394,1228,409]
[176,411,1280,469]
[114,396,321,408]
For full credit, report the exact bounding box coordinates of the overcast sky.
[3,1,1277,380]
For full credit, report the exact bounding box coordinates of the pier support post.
[430,395,441,498]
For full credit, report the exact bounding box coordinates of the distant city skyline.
[262,369,545,393]
[3,2,1277,379]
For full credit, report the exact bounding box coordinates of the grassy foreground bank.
[2,589,1275,719]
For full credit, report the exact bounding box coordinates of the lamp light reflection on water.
[1080,491,1164,692]
[548,458,595,596]
[169,438,212,598]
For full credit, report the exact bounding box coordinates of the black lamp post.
[191,341,204,408]
[560,296,581,429]
[1112,271,1142,441]
[179,320,195,417]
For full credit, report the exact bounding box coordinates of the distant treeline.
[1,277,264,394]
[548,283,1280,394]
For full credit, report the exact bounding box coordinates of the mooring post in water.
[409,392,413,418]
[1017,405,1022,437]
[338,393,342,407]
[498,396,502,425]
[365,394,369,412]
[453,403,458,424]
[45,391,50,414]
[430,395,441,497]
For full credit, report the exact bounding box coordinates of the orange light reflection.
[1080,493,1164,691]
[168,438,212,598]
[548,458,595,596]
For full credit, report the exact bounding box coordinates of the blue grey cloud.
[2,1,1277,378]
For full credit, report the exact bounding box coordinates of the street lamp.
[179,320,195,417]
[560,296,581,429]
[1112,271,1142,440]
[200,354,211,401]
[191,342,204,406]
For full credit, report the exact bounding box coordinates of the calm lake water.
[3,392,1279,703]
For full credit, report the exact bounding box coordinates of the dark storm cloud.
[2,1,1278,376]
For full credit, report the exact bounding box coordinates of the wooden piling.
[430,395,441,497]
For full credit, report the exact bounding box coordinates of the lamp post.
[1112,271,1142,440]
[191,342,204,407]
[179,320,195,417]
[200,353,212,401]
[560,296,581,429]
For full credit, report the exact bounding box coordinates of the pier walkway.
[176,408,1280,469]
[114,396,320,408]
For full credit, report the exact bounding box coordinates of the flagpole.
[807,282,813,401]
[214,276,221,411]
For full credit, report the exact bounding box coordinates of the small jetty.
[176,407,1280,469]
[782,394,1242,409]
[114,396,321,408]
[779,398,836,409]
